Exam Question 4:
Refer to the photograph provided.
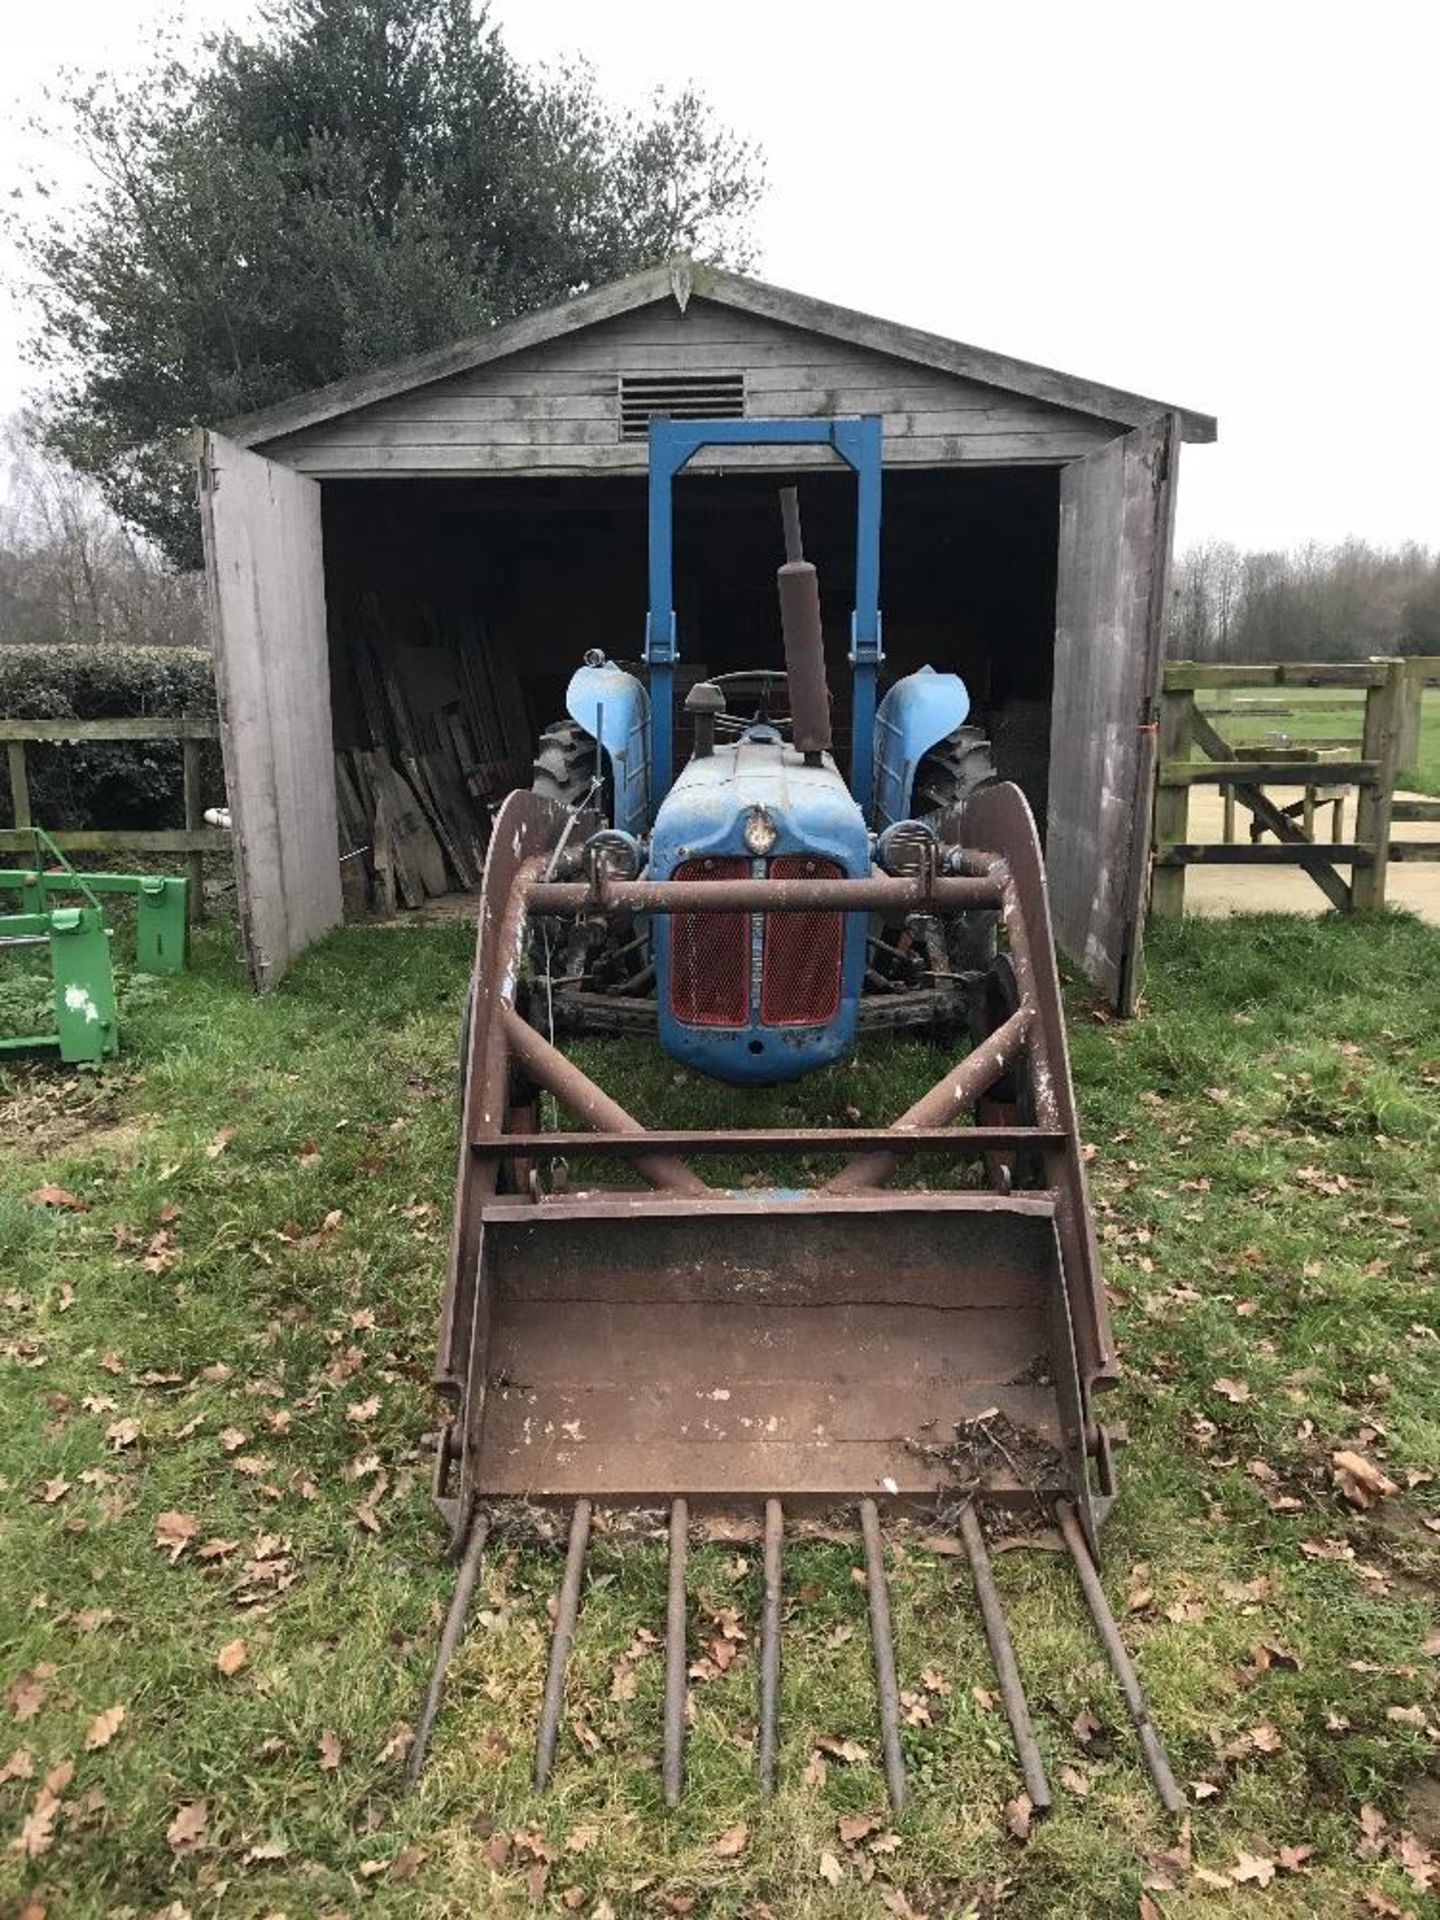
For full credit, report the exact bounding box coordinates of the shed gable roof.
[226,260,1216,450]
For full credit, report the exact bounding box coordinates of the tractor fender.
[871,666,971,830]
[565,660,650,835]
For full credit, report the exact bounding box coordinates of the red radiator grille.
[669,858,751,1027]
[761,856,844,1026]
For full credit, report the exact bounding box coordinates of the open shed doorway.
[320,463,1062,865]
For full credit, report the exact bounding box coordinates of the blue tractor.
[420,415,1160,1815]
[529,416,1002,1084]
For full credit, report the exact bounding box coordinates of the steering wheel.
[706,669,793,736]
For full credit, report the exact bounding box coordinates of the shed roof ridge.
[220,258,1216,448]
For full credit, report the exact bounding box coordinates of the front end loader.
[408,419,1181,1818]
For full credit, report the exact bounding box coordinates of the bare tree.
[1169,535,1439,662]
[0,419,204,646]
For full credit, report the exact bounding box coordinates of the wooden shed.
[199,259,1215,1006]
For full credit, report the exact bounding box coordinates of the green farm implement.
[0,828,189,1064]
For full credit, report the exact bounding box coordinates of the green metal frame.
[0,827,189,1064]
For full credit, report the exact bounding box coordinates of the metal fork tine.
[534,1499,592,1788]
[759,1498,783,1792]
[859,1498,906,1812]
[958,1504,1051,1811]
[1055,1500,1185,1813]
[663,1498,689,1807]
[404,1509,490,1788]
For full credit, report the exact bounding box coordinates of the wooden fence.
[1152,658,1440,916]
[0,716,229,922]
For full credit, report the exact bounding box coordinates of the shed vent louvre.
[620,372,745,440]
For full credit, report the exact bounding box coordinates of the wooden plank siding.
[264,301,1121,478]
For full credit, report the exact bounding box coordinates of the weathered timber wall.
[264,300,1120,478]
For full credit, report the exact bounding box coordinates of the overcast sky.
[2,0,1437,552]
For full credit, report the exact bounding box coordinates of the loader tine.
[663,1498,689,1807]
[958,1504,1051,1812]
[534,1499,593,1789]
[404,1508,490,1788]
[859,1499,907,1812]
[758,1498,783,1793]
[1055,1501,1185,1813]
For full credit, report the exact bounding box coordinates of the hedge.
[0,645,223,833]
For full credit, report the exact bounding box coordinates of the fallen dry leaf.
[1004,1791,1034,1842]
[346,1395,380,1425]
[1230,1849,1277,1887]
[1397,1831,1437,1891]
[1213,1377,1253,1404]
[8,1670,50,1722]
[1059,1765,1090,1797]
[375,1724,413,1764]
[713,1821,748,1859]
[153,1510,198,1562]
[27,1185,87,1210]
[318,1727,341,1770]
[37,1477,70,1506]
[1361,1892,1412,1918]
[837,1813,883,1847]
[1387,1704,1427,1727]
[215,1638,248,1677]
[167,1799,207,1855]
[1334,1449,1400,1509]
[85,1704,126,1750]
[10,1786,59,1858]
[1300,1536,1355,1562]
[817,1849,844,1886]
[878,1889,925,1920]
[1,1748,34,1784]
[106,1417,142,1451]
[205,1127,235,1159]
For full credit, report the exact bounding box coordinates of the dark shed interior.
[321,464,1060,831]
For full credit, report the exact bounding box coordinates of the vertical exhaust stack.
[777,488,832,767]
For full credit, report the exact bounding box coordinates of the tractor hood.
[650,733,869,875]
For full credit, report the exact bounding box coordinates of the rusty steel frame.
[410,783,1175,1812]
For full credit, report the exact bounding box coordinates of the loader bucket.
[411,784,1182,1815]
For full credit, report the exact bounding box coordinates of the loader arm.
[411,781,1183,1818]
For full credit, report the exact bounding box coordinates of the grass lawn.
[1197,685,1440,796]
[3,910,1440,1917]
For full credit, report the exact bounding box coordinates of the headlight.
[742,808,778,857]
[876,819,937,875]
[583,828,643,880]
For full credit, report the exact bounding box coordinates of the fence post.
[1150,682,1193,917]
[7,742,31,830]
[182,734,205,924]
[1353,658,1405,911]
[1394,659,1424,777]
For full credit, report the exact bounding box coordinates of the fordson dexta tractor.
[528,416,1001,1079]
[412,419,1182,1820]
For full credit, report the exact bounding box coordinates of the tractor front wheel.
[916,723,1000,976]
[531,717,605,813]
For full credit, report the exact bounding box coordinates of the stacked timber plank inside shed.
[333,591,530,913]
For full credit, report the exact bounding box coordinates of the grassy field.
[3,911,1440,1917]
[1198,684,1440,796]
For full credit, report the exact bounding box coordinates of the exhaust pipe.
[777,488,832,766]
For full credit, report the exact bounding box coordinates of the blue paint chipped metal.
[565,660,650,836]
[872,667,972,831]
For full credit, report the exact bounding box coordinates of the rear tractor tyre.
[531,718,603,812]
[915,724,1000,975]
